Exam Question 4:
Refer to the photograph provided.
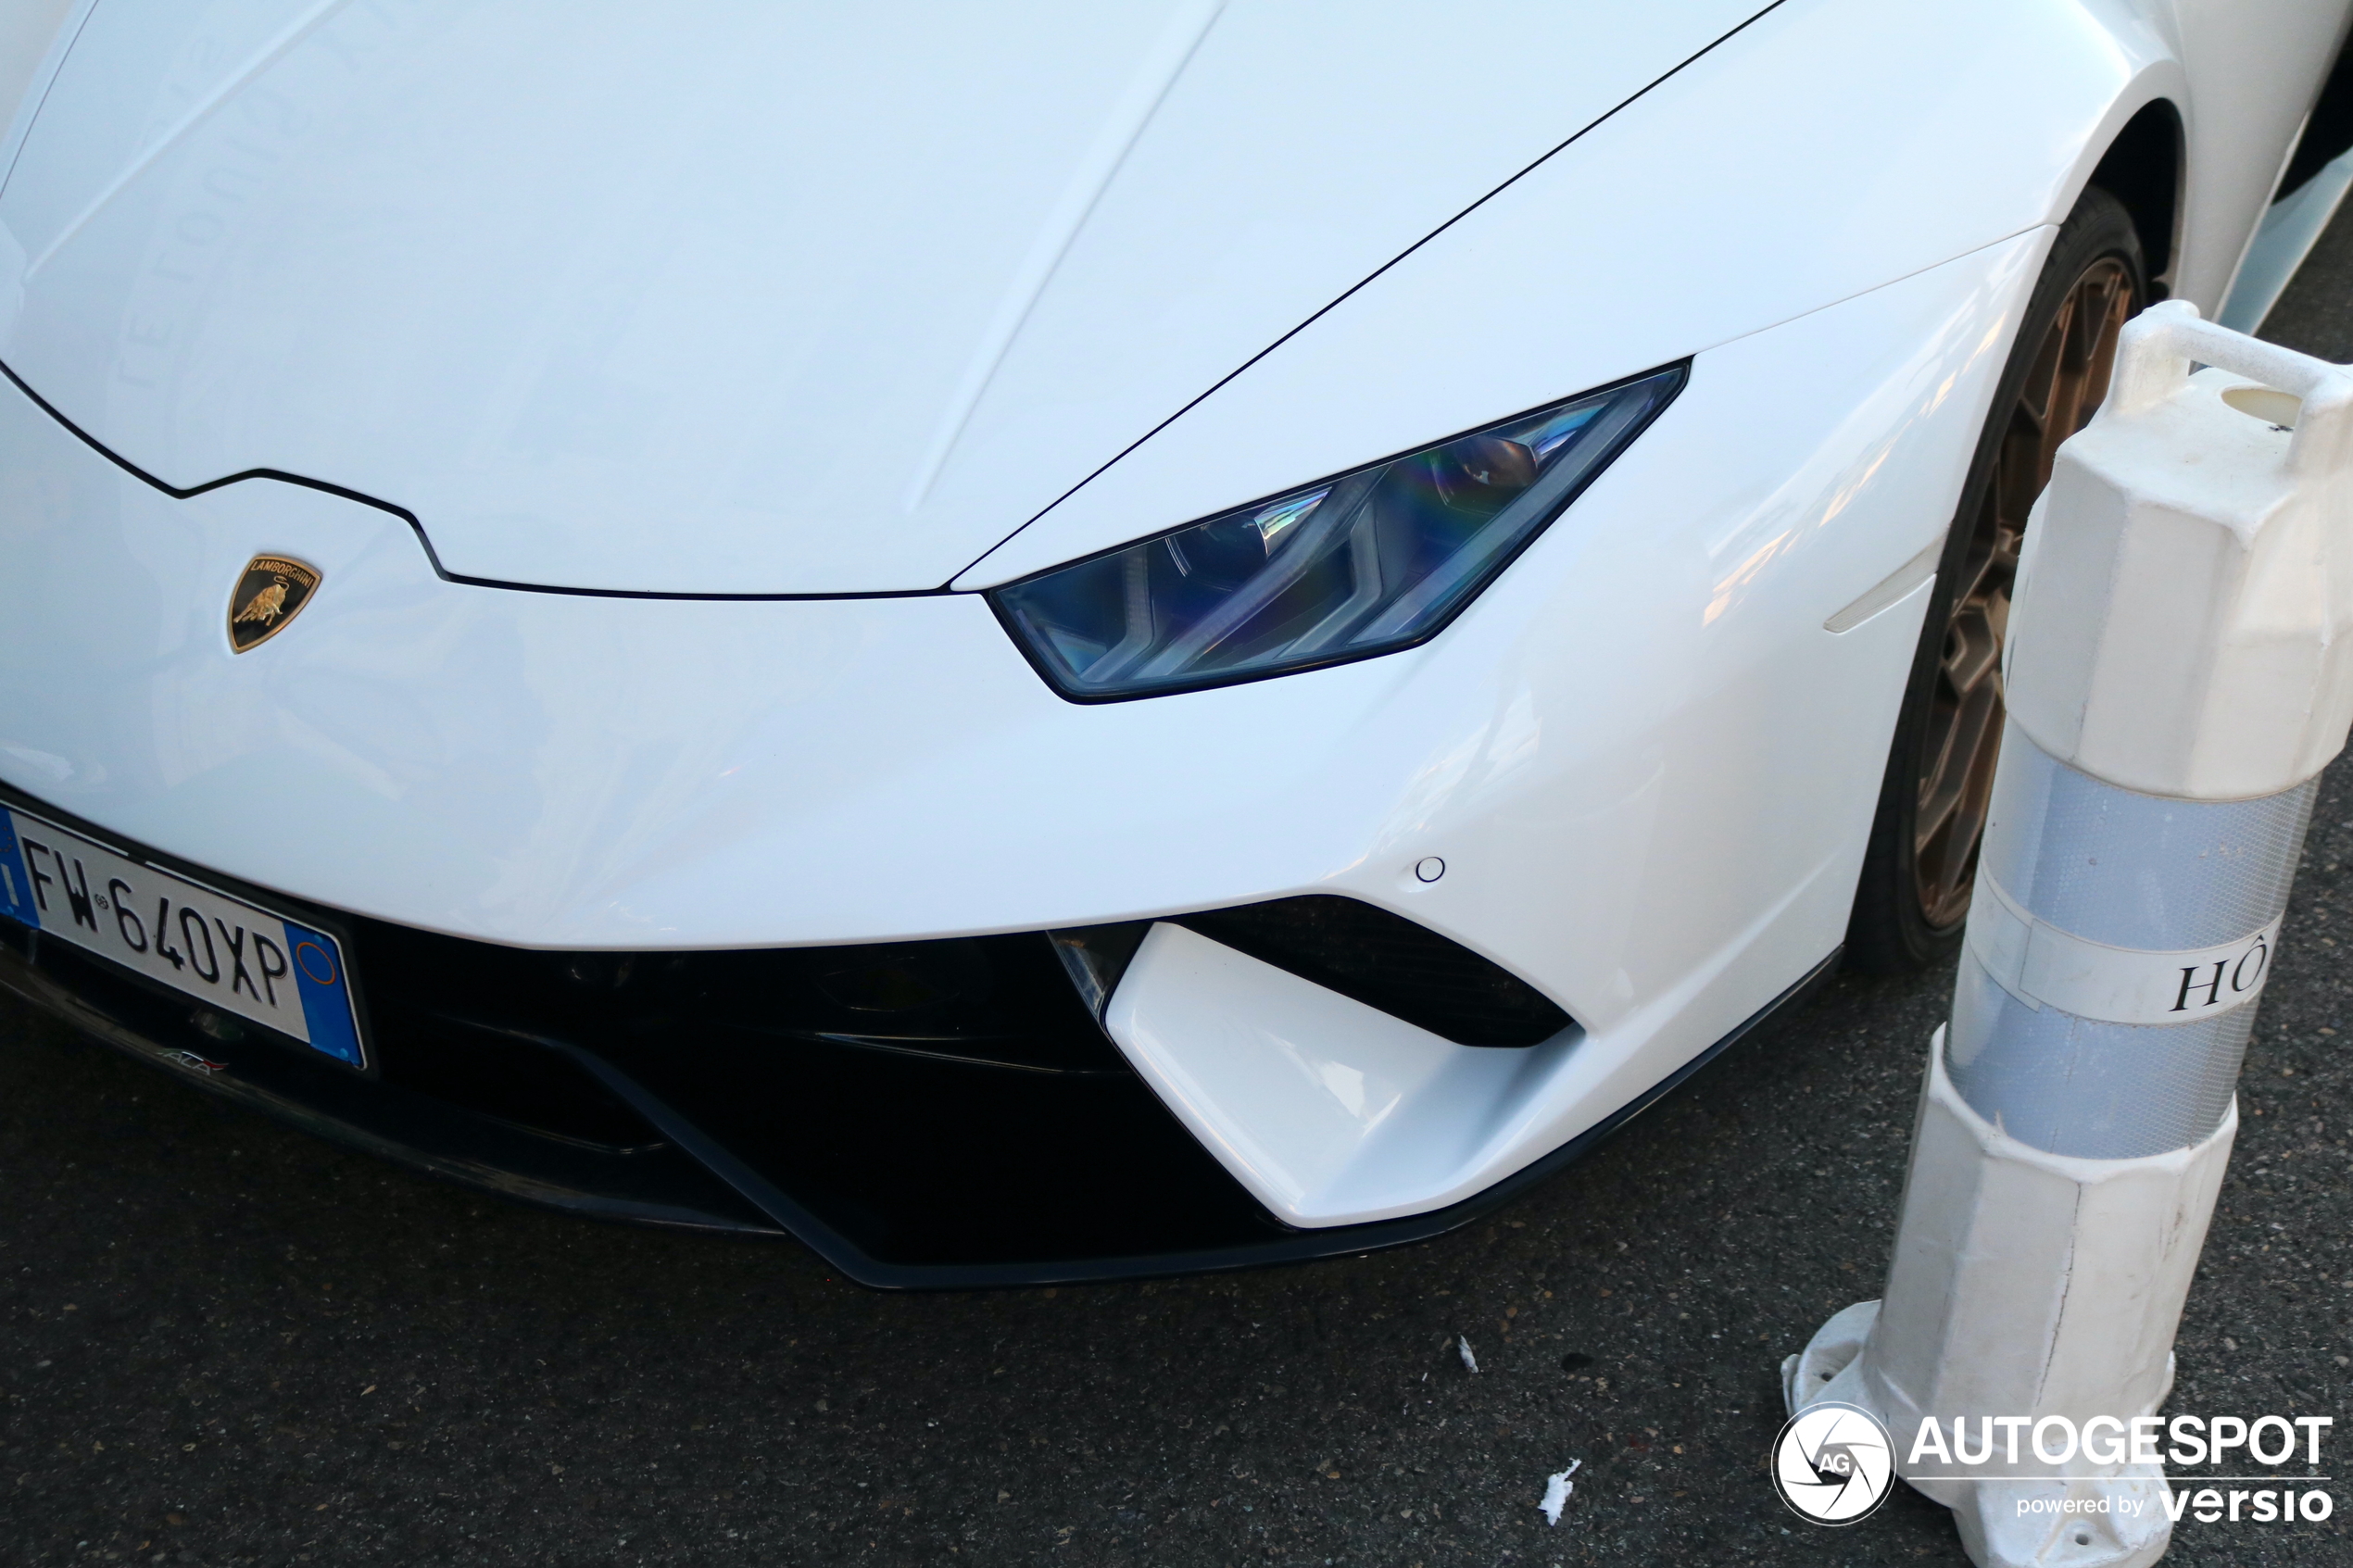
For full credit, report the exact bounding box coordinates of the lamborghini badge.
[228,556,321,652]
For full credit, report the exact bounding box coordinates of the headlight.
[990,364,1685,700]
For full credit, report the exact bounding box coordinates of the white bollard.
[1784,301,2353,1568]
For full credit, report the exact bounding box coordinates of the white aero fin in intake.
[1101,922,1575,1227]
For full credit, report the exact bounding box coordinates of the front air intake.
[1173,896,1570,1047]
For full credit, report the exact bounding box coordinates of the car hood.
[0,0,1765,594]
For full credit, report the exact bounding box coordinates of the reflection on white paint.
[1314,1055,1375,1122]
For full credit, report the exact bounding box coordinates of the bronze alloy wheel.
[1911,257,2134,927]
[1845,185,2146,973]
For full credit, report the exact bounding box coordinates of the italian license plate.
[0,806,364,1068]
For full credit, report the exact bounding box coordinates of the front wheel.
[1843,186,2145,973]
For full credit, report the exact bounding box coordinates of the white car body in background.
[0,1,2343,1271]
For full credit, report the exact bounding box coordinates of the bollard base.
[1780,1298,1879,1433]
[1953,1473,2174,1568]
[1784,1302,2174,1568]
[1782,1027,2233,1568]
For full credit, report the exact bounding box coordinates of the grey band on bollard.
[1944,720,2315,1159]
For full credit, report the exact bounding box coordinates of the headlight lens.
[990,364,1684,699]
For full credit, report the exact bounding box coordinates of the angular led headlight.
[991,364,1684,700]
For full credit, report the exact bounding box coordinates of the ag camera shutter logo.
[1771,1401,1894,1525]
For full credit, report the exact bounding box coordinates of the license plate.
[0,806,364,1068]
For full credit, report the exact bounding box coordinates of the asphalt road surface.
[8,239,2353,1568]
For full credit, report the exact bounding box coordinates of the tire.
[1843,186,2145,973]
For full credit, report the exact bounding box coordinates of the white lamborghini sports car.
[0,1,2346,1285]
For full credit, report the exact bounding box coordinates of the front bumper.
[0,792,1832,1286]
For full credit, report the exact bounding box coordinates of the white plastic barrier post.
[1782,301,2353,1568]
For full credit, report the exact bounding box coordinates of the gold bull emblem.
[234,581,287,625]
[227,556,321,652]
